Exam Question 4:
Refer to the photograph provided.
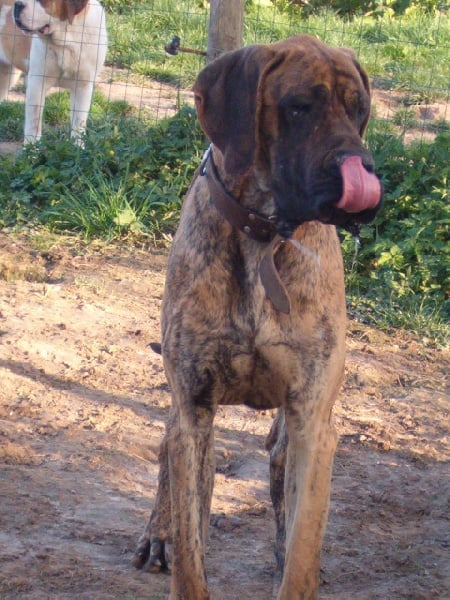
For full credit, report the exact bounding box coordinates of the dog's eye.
[286,103,311,120]
[346,92,368,122]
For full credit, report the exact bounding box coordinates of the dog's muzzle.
[14,1,50,35]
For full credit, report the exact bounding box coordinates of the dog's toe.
[131,535,150,569]
[134,537,172,573]
[148,538,169,572]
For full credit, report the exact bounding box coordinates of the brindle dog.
[133,35,382,599]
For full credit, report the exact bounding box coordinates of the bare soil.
[0,230,448,599]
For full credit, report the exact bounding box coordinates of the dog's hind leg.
[266,409,287,573]
[133,408,174,573]
[0,65,21,101]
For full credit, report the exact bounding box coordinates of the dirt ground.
[0,230,448,599]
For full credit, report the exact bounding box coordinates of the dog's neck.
[211,146,275,212]
[201,145,295,314]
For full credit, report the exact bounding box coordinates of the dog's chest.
[165,298,338,411]
[164,192,346,410]
[40,38,84,80]
[213,336,297,409]
[32,19,103,83]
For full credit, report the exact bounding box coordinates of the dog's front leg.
[24,39,55,144]
[134,394,215,600]
[70,82,95,145]
[133,408,175,573]
[0,65,21,102]
[24,72,50,144]
[167,390,216,600]
[277,404,338,600]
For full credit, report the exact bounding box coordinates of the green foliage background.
[342,130,449,336]
[269,0,448,19]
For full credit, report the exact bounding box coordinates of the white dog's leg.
[0,65,21,101]
[24,71,51,143]
[23,37,56,144]
[69,81,95,145]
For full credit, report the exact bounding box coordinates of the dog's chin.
[276,202,382,238]
[322,205,382,226]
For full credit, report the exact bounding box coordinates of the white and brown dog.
[0,0,107,143]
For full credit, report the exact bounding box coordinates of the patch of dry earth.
[0,232,448,599]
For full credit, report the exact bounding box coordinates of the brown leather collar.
[201,147,279,243]
[201,146,291,314]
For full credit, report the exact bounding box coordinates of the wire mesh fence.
[0,0,448,145]
[0,1,448,339]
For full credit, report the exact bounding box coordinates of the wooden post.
[207,0,245,63]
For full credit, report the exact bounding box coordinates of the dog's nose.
[336,149,374,171]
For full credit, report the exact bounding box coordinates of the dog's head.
[194,35,383,236]
[14,0,89,33]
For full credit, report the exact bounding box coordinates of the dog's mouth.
[15,20,51,35]
[336,156,381,214]
[274,154,383,237]
[323,154,383,232]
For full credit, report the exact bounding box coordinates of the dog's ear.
[63,0,88,24]
[193,45,275,176]
[342,49,372,137]
[354,60,371,136]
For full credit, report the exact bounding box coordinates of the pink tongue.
[336,155,381,213]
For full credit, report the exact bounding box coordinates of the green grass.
[252,8,450,98]
[102,1,449,98]
[0,102,205,243]
[106,0,208,87]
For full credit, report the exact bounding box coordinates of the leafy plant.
[269,0,448,18]
[0,103,205,240]
[342,131,449,336]
[0,101,24,141]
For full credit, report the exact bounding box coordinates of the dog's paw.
[131,533,150,569]
[132,536,172,573]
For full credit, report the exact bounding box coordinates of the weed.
[342,131,449,343]
[393,107,417,128]
[0,104,204,241]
